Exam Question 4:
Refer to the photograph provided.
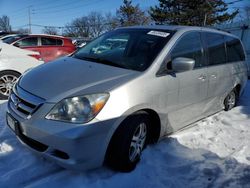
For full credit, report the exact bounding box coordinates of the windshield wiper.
[76,56,126,69]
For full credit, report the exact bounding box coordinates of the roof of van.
[117,25,237,38]
[118,25,194,30]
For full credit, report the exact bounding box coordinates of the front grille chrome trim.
[8,85,45,119]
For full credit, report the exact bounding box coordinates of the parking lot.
[1,1,250,187]
[0,82,249,188]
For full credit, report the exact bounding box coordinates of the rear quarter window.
[225,36,245,62]
[205,32,226,66]
[41,37,63,46]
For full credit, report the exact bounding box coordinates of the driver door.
[164,31,208,131]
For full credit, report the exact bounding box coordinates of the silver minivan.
[6,26,248,172]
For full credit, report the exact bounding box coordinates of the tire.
[0,71,21,100]
[105,111,150,172]
[224,89,236,111]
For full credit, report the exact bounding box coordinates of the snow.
[1,82,250,187]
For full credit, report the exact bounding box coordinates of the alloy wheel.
[225,91,236,110]
[0,75,18,97]
[129,122,147,162]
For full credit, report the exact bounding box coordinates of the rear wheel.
[224,89,236,111]
[0,71,21,100]
[105,111,150,172]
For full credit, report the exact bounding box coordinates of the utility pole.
[28,6,32,34]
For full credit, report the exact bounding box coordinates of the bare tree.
[43,27,59,35]
[105,12,119,31]
[88,12,105,38]
[0,15,11,32]
[63,16,90,37]
[63,12,107,38]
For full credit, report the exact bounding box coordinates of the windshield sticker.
[147,31,170,38]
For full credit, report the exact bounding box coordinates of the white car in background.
[0,41,43,99]
[0,34,28,44]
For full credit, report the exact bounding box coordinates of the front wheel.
[0,71,21,100]
[105,111,150,172]
[224,90,236,111]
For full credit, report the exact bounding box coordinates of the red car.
[4,34,76,62]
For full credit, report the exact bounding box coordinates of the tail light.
[28,54,43,61]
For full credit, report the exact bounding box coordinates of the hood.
[18,57,139,102]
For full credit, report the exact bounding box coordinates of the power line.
[5,0,61,22]
[30,0,100,22]
[12,24,29,29]
[8,0,54,14]
[34,0,81,11]
[33,0,99,15]
[9,10,28,18]
[30,22,113,29]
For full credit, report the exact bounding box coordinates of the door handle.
[211,73,217,78]
[198,75,206,81]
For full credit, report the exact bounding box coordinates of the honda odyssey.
[6,26,248,172]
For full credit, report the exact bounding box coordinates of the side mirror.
[13,43,20,47]
[172,57,195,72]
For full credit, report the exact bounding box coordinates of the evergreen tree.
[149,0,238,26]
[116,0,150,26]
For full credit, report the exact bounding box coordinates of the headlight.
[45,93,109,123]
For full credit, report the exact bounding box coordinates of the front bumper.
[7,100,117,171]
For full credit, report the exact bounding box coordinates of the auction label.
[147,31,170,38]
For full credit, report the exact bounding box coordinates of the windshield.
[2,35,26,44]
[73,29,175,71]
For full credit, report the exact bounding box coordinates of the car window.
[73,29,175,71]
[205,33,226,65]
[41,37,63,46]
[15,37,38,47]
[170,32,204,68]
[57,39,63,45]
[2,35,27,44]
[91,34,129,54]
[225,36,245,62]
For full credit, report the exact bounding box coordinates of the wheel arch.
[140,108,161,143]
[112,107,161,144]
[104,107,161,164]
[234,83,241,97]
[0,69,22,76]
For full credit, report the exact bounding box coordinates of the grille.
[8,85,45,119]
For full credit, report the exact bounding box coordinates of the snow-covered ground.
[1,82,250,188]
